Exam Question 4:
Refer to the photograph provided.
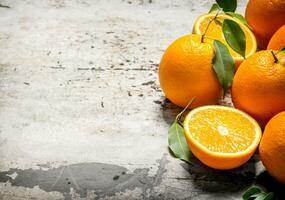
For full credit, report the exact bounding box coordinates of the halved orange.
[183,106,262,170]
[193,14,257,68]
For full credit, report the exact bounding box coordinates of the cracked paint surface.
[0,155,168,199]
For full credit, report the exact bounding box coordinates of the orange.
[193,13,257,68]
[183,105,262,170]
[245,0,285,49]
[267,24,285,50]
[159,34,222,108]
[259,111,285,183]
[232,50,285,127]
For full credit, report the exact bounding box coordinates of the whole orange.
[232,50,285,127]
[267,24,285,50]
[245,0,285,49]
[159,34,222,108]
[259,111,285,183]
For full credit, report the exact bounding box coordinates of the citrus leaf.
[262,193,274,200]
[250,192,267,199]
[213,40,235,94]
[216,0,237,12]
[209,3,220,13]
[242,186,263,200]
[168,121,192,164]
[254,193,267,200]
[254,192,274,200]
[222,19,246,58]
[281,47,285,52]
[225,12,248,25]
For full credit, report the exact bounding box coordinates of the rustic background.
[0,0,283,199]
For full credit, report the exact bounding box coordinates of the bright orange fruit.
[267,24,285,50]
[183,106,262,170]
[193,13,257,68]
[159,34,222,108]
[259,111,285,183]
[232,50,285,127]
[245,0,285,49]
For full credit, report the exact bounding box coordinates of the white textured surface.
[0,0,263,199]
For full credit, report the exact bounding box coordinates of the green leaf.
[225,12,248,25]
[222,19,246,58]
[262,193,274,200]
[242,186,263,200]
[213,40,235,94]
[250,192,267,199]
[253,193,267,200]
[216,0,237,12]
[253,192,274,200]
[209,3,220,13]
[281,47,285,52]
[168,121,192,164]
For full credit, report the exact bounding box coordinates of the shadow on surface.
[180,154,285,198]
[179,155,257,193]
[256,171,285,199]
[160,98,187,125]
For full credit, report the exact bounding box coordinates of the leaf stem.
[201,9,222,43]
[175,98,195,125]
[271,51,278,63]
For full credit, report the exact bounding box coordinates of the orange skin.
[159,34,222,108]
[232,50,285,128]
[267,24,285,50]
[259,111,285,183]
[245,0,285,49]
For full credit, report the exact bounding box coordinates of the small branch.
[175,98,195,126]
[271,51,278,63]
[201,9,222,43]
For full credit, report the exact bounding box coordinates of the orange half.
[193,14,257,68]
[183,106,262,170]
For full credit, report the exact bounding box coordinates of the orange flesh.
[187,109,256,153]
[197,15,255,59]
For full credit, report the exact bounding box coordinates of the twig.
[201,9,222,43]
[176,98,195,126]
[271,51,278,63]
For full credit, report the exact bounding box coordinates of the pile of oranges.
[159,0,285,184]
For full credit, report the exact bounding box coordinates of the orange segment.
[183,106,262,170]
[193,14,257,68]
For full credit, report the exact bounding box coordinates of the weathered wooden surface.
[0,0,283,199]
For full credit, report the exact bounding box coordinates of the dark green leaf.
[216,0,237,12]
[213,40,235,94]
[281,47,285,52]
[242,186,262,200]
[168,121,192,163]
[254,193,267,200]
[262,193,274,200]
[252,192,274,200]
[249,192,267,199]
[209,3,220,13]
[225,12,248,25]
[222,19,246,58]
